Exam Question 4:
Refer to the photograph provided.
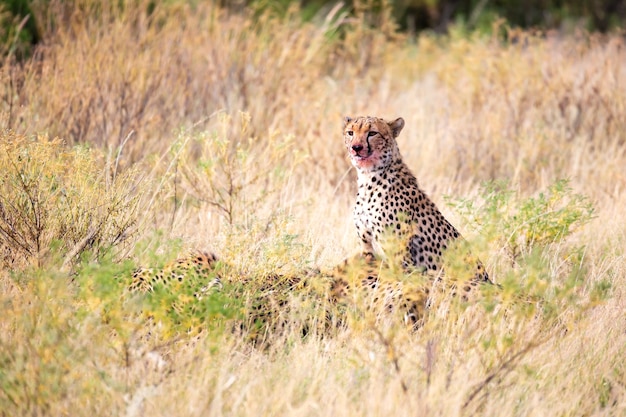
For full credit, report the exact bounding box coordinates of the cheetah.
[343,115,492,299]
[128,251,344,343]
[128,249,427,336]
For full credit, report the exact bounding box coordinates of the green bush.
[449,179,595,265]
[0,132,143,270]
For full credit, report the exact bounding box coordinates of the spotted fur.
[130,250,222,295]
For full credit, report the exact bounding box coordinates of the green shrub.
[0,265,122,415]
[449,179,595,265]
[0,132,143,270]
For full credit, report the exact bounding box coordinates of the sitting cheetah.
[343,115,492,299]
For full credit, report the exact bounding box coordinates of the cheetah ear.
[344,116,353,128]
[388,117,405,138]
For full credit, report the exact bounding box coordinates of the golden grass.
[0,2,625,416]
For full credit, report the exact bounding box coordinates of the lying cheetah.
[343,115,492,298]
[128,249,429,336]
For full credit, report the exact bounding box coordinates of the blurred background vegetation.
[2,0,625,59]
[238,0,626,33]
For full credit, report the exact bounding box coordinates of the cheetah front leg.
[341,249,376,271]
[360,239,376,261]
[354,226,376,260]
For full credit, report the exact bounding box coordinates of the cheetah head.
[343,116,405,172]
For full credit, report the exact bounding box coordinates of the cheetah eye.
[347,130,354,136]
[367,131,378,138]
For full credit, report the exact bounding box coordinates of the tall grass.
[0,1,624,416]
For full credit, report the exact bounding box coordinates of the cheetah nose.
[352,144,364,154]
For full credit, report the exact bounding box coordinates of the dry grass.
[0,2,625,416]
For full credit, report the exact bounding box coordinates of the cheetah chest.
[353,172,416,251]
[353,168,460,270]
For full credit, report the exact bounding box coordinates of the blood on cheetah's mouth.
[352,153,378,168]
